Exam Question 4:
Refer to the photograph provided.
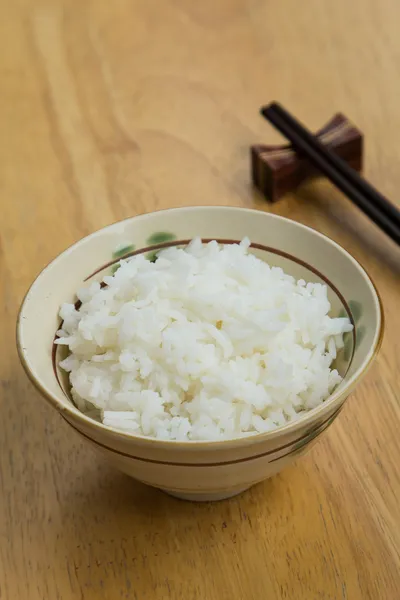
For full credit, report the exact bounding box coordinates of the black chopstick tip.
[260,102,281,120]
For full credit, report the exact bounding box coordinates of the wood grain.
[1,0,399,598]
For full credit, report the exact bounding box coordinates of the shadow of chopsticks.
[295,183,400,275]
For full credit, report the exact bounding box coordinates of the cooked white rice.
[56,238,353,441]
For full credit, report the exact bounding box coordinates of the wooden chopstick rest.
[251,113,363,202]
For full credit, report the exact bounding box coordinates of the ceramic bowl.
[17,207,383,501]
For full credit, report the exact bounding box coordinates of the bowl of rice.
[17,207,383,501]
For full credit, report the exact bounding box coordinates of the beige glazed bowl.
[17,207,383,501]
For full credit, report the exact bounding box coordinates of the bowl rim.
[16,206,385,450]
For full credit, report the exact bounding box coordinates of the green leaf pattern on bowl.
[146,231,177,245]
[111,243,136,275]
[145,231,177,262]
[110,233,177,270]
[348,300,362,323]
[112,243,136,259]
[146,250,160,263]
[338,300,363,361]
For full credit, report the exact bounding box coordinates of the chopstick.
[261,102,400,246]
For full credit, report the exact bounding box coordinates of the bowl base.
[161,486,251,502]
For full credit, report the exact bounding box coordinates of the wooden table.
[1,0,399,598]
